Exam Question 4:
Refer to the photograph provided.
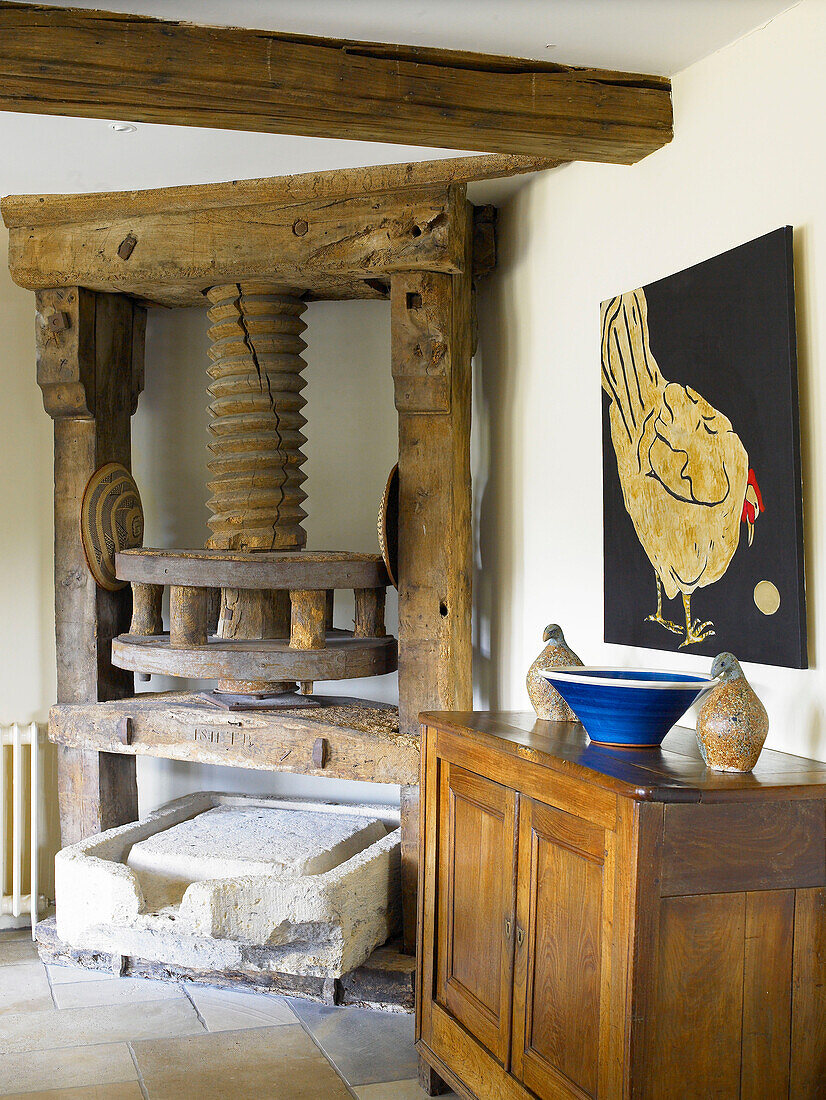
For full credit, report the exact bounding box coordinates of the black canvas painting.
[601,227,807,668]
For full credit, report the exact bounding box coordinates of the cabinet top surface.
[421,711,826,803]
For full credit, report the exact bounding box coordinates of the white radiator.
[1,723,46,937]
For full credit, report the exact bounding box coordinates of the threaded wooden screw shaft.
[205,282,308,552]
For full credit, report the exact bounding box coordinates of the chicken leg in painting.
[601,290,764,648]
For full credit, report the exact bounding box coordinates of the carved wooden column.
[37,287,145,844]
[391,188,474,954]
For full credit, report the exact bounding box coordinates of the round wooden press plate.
[81,462,144,590]
[378,463,399,589]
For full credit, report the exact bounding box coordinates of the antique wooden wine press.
[3,155,497,960]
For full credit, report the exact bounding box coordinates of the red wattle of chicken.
[741,468,764,525]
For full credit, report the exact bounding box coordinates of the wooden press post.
[391,188,474,953]
[37,287,145,845]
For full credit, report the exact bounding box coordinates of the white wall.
[475,0,826,761]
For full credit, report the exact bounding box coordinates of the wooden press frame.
[1,158,497,951]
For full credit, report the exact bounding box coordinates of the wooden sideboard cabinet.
[415,712,826,1100]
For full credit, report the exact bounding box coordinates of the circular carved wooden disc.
[81,463,144,591]
[377,463,399,589]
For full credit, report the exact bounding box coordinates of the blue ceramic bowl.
[538,667,717,748]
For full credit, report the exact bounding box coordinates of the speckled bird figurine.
[696,652,769,772]
[526,624,583,721]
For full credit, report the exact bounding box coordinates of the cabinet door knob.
[504,917,512,940]
[516,926,525,948]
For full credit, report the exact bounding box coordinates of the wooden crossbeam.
[0,3,672,163]
[4,182,468,306]
[0,153,560,229]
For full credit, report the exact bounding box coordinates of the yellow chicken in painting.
[601,289,764,647]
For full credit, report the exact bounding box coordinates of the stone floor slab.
[46,964,118,985]
[184,984,296,1031]
[1,1083,143,1100]
[0,1041,137,1095]
[51,976,184,1010]
[0,962,54,1017]
[0,938,37,967]
[355,1082,459,1099]
[0,998,204,1055]
[132,1025,352,1099]
[289,999,417,1086]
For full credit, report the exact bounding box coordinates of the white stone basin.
[55,793,401,978]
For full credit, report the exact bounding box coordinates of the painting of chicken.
[601,228,807,667]
[601,289,763,647]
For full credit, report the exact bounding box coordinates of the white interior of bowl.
[538,666,719,691]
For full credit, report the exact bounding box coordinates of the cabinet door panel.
[791,887,826,1098]
[437,763,517,1065]
[513,798,605,1100]
[646,893,745,1100]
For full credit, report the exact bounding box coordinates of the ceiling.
[36,0,796,75]
[0,0,797,204]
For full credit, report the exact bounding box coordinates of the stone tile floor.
[0,931,458,1099]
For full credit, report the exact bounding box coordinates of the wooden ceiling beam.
[0,3,672,164]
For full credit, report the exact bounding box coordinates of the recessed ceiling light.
[109,122,137,133]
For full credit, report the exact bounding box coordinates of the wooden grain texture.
[648,893,745,1100]
[512,796,604,1099]
[416,727,439,1033]
[741,890,793,1099]
[168,585,207,648]
[353,588,386,638]
[2,155,560,230]
[112,630,397,680]
[8,185,465,305]
[437,765,517,1064]
[604,797,638,1100]
[0,4,672,161]
[791,887,826,1098]
[400,783,420,956]
[116,548,389,589]
[392,192,473,956]
[129,582,162,635]
[37,287,144,844]
[628,801,664,1097]
[205,284,309,552]
[418,1053,449,1097]
[289,590,328,650]
[661,800,826,895]
[419,713,826,1100]
[436,725,618,831]
[48,693,418,785]
[392,197,473,740]
[422,711,826,803]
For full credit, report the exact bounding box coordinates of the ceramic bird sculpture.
[526,625,583,721]
[696,652,769,772]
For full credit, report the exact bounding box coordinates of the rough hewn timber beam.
[0,3,672,163]
[1,154,561,229]
[6,184,465,305]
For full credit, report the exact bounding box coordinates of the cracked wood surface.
[6,185,467,306]
[48,693,419,785]
[1,154,560,229]
[0,3,672,161]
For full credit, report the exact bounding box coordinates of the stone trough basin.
[55,792,400,979]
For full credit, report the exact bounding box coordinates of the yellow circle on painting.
[754,580,781,616]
